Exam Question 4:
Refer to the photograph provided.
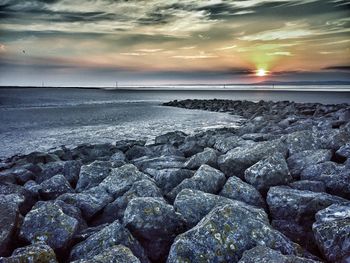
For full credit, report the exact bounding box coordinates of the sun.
[256,68,267,77]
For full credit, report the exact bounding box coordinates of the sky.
[0,0,350,86]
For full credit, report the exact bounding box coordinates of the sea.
[0,86,349,159]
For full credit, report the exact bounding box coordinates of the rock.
[284,130,320,156]
[313,203,350,263]
[238,246,321,263]
[244,152,292,193]
[125,145,154,160]
[213,135,248,153]
[289,180,326,193]
[184,148,218,169]
[0,170,16,184]
[70,220,150,263]
[37,160,81,185]
[98,164,153,198]
[70,245,141,263]
[96,179,163,225]
[71,143,117,163]
[0,194,23,256]
[19,201,78,251]
[0,168,34,185]
[73,224,109,242]
[75,161,111,192]
[0,242,58,262]
[167,165,226,202]
[54,200,87,232]
[174,189,268,228]
[219,175,266,209]
[23,180,41,198]
[287,150,333,178]
[58,186,113,220]
[241,133,267,142]
[144,168,194,194]
[148,144,184,157]
[25,152,60,164]
[124,197,186,262]
[316,128,350,151]
[336,143,350,160]
[109,150,126,162]
[267,186,347,227]
[167,203,301,263]
[0,183,36,214]
[39,174,74,200]
[178,140,204,157]
[218,140,287,178]
[133,156,186,171]
[154,131,187,146]
[115,139,146,152]
[300,161,344,179]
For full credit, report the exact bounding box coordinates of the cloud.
[323,66,350,71]
[215,45,237,51]
[172,54,218,59]
[267,51,293,56]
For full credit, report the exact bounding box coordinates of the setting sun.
[256,69,267,77]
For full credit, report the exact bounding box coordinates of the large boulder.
[287,150,333,178]
[133,156,186,171]
[289,180,326,193]
[75,161,112,192]
[154,131,187,146]
[267,186,347,227]
[71,143,117,163]
[98,164,153,198]
[174,189,268,228]
[219,175,266,209]
[167,203,302,263]
[238,246,321,263]
[313,203,350,263]
[96,179,164,225]
[124,197,186,262]
[0,183,36,214]
[335,143,350,160]
[144,168,194,194]
[39,174,74,200]
[178,140,204,157]
[125,145,154,160]
[71,245,141,263]
[213,135,249,153]
[0,167,34,185]
[0,242,58,262]
[58,186,113,220]
[19,201,79,251]
[115,139,146,152]
[167,165,226,202]
[70,220,150,263]
[283,130,319,156]
[244,152,292,193]
[184,148,218,169]
[37,160,81,185]
[0,194,23,256]
[218,140,287,178]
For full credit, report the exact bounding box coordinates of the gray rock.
[178,140,204,157]
[58,186,113,220]
[71,245,141,263]
[244,152,292,192]
[0,242,58,262]
[241,133,267,142]
[99,164,153,198]
[54,200,87,232]
[213,135,248,153]
[154,131,187,146]
[287,150,333,178]
[39,174,74,200]
[267,186,347,227]
[218,140,287,178]
[167,164,226,202]
[238,246,321,263]
[133,156,186,171]
[284,130,320,156]
[0,168,34,185]
[37,160,81,184]
[289,180,326,193]
[19,201,78,251]
[336,143,350,159]
[109,150,126,162]
[23,180,41,197]
[71,143,117,163]
[316,128,350,151]
[144,168,194,194]
[300,161,344,179]
[70,220,150,263]
[167,203,301,263]
[148,144,184,157]
[124,197,186,262]
[174,189,268,228]
[96,179,163,225]
[184,148,218,169]
[115,139,146,152]
[313,203,350,263]
[219,175,266,209]
[125,145,154,160]
[75,161,111,192]
[0,194,23,256]
[0,183,36,214]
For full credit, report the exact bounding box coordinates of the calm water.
[0,87,349,159]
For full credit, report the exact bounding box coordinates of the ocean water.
[0,87,349,159]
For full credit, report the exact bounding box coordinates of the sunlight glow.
[256,68,267,77]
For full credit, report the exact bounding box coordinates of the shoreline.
[0,99,349,262]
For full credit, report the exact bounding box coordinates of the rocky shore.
[1,99,349,263]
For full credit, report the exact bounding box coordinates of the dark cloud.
[323,66,350,71]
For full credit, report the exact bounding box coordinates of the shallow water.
[1,87,349,159]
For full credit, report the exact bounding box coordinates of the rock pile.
[0,99,349,262]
